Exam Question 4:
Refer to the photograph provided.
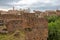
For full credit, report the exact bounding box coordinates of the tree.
[47,15,60,40]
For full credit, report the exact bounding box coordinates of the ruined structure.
[56,10,60,16]
[0,11,48,40]
[1,7,60,40]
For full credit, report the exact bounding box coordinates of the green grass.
[0,30,25,40]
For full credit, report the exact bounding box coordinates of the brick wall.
[0,13,48,40]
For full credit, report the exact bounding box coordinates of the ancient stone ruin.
[0,13,48,40]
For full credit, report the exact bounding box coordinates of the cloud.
[0,0,60,10]
[12,0,51,7]
[10,0,60,10]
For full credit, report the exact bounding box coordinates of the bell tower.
[13,6,15,11]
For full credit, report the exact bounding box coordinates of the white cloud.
[12,0,57,8]
[0,0,60,10]
[10,0,46,9]
[14,0,39,5]
[14,0,52,5]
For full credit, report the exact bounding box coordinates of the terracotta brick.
[0,13,48,40]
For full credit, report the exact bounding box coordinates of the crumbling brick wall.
[0,13,48,40]
[25,18,48,40]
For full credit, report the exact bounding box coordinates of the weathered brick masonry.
[0,13,48,40]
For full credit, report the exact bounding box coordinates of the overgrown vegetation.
[46,15,60,40]
[0,30,25,40]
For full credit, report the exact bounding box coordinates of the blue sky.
[0,0,60,11]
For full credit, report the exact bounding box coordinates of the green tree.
[46,15,60,40]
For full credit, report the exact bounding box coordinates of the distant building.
[0,10,8,14]
[45,10,56,16]
[56,10,60,16]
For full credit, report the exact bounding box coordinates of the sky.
[0,0,60,11]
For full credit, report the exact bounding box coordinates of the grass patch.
[0,30,25,40]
